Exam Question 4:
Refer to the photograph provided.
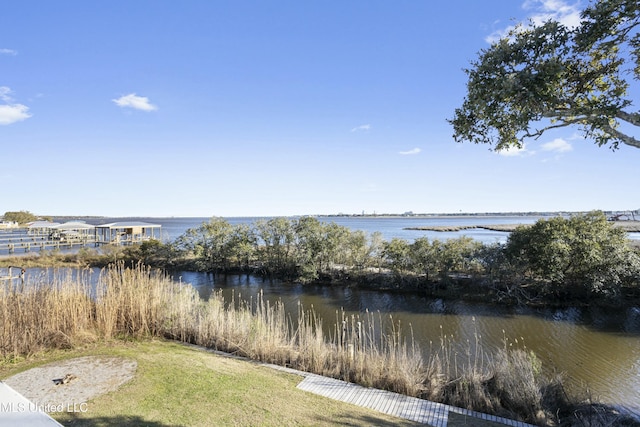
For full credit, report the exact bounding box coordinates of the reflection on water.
[178,271,640,416]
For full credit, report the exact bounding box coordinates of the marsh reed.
[0,264,562,424]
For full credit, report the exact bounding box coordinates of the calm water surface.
[178,271,640,417]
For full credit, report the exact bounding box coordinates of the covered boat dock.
[0,221,162,254]
[95,221,162,245]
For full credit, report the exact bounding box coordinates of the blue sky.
[1,0,638,217]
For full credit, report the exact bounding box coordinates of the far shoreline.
[31,209,637,220]
[405,220,640,233]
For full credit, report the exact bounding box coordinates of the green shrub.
[504,211,640,298]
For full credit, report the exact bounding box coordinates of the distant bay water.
[74,215,640,244]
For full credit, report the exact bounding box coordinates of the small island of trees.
[86,210,638,307]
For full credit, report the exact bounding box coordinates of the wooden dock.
[0,235,96,254]
[262,363,535,427]
[294,373,534,427]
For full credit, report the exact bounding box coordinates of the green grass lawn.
[1,339,424,427]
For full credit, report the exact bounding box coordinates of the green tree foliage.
[383,238,411,275]
[431,237,485,281]
[255,217,297,276]
[388,236,483,281]
[170,214,639,303]
[451,0,640,150]
[175,217,238,271]
[122,239,176,268]
[367,231,386,272]
[294,216,328,280]
[343,230,371,271]
[475,242,509,283]
[293,217,356,281]
[227,223,257,270]
[3,210,38,224]
[409,237,438,280]
[504,211,640,297]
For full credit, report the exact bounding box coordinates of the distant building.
[95,221,161,245]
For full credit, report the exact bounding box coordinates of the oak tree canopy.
[450,0,640,150]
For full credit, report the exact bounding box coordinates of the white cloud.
[0,48,17,56]
[497,144,530,157]
[399,148,421,155]
[486,0,582,44]
[542,138,572,152]
[496,138,571,157]
[0,86,12,102]
[0,104,31,125]
[0,87,31,125]
[112,93,158,111]
[351,124,370,132]
[485,26,515,44]
[525,0,582,27]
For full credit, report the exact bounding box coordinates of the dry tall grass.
[0,264,567,425]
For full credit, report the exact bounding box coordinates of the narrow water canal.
[17,267,640,417]
[178,271,640,417]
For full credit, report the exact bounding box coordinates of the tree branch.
[616,110,640,127]
[601,122,640,148]
[524,120,573,139]
[531,110,640,149]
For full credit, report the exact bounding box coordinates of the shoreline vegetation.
[2,211,640,307]
[2,264,637,426]
[154,211,640,307]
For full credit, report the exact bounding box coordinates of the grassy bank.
[0,339,423,427]
[1,264,636,426]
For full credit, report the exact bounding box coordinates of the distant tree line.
[123,211,640,305]
[2,210,38,224]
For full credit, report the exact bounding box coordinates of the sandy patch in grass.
[3,356,136,409]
